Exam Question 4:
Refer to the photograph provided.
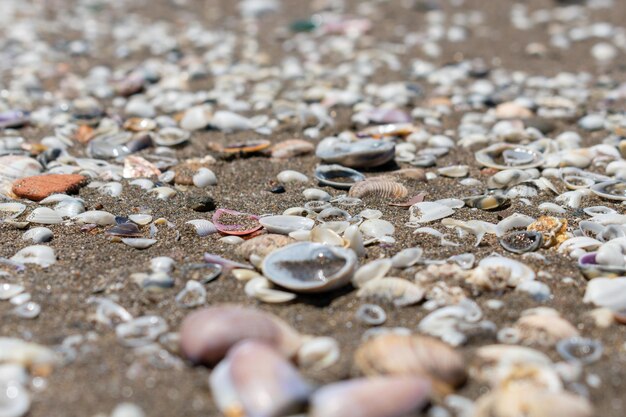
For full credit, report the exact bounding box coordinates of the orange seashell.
[349,179,408,200]
[123,117,157,132]
[222,139,271,154]
[75,125,95,144]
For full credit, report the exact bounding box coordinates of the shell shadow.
[295,285,355,308]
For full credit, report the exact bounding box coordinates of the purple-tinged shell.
[578,251,626,279]
[0,110,29,129]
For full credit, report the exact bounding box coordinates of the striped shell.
[349,179,408,200]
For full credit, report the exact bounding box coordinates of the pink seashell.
[212,209,262,236]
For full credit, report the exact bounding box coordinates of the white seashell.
[310,226,344,246]
[556,190,583,208]
[0,283,24,300]
[539,203,567,214]
[129,179,154,190]
[39,194,83,204]
[303,188,331,201]
[352,259,392,288]
[418,300,487,346]
[583,277,626,311]
[121,238,157,249]
[186,219,218,237]
[193,168,217,187]
[277,170,308,183]
[53,199,85,218]
[357,278,424,307]
[148,186,176,200]
[297,336,340,370]
[210,110,267,132]
[0,337,58,368]
[0,379,31,417]
[245,276,296,303]
[343,225,366,257]
[391,247,423,268]
[26,207,63,225]
[12,301,41,319]
[159,171,175,184]
[231,269,261,282]
[115,316,168,347]
[359,219,394,239]
[259,215,315,235]
[150,257,175,273]
[495,213,535,237]
[88,297,133,327]
[409,202,454,223]
[359,209,383,220]
[11,245,56,267]
[175,280,206,308]
[22,227,53,243]
[435,198,465,209]
[129,214,152,225]
[180,105,211,131]
[516,281,551,301]
[0,202,26,219]
[478,256,536,286]
[111,403,146,417]
[73,210,116,225]
[219,236,245,245]
[99,182,123,197]
[289,230,312,241]
[438,165,469,178]
[583,206,616,217]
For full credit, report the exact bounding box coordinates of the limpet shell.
[262,242,357,293]
[476,143,544,170]
[354,333,467,394]
[348,179,408,200]
[314,165,365,190]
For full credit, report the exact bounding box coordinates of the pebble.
[12,174,87,201]
[186,196,216,212]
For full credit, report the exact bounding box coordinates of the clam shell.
[464,195,509,210]
[154,127,190,146]
[354,333,467,394]
[476,143,544,170]
[0,202,26,219]
[73,211,117,226]
[356,278,424,307]
[348,180,408,200]
[262,242,357,293]
[212,209,262,236]
[499,231,543,254]
[236,234,296,260]
[26,207,63,225]
[259,215,315,235]
[209,341,312,417]
[277,170,308,183]
[121,238,157,249]
[314,164,365,190]
[186,219,219,237]
[106,222,141,237]
[316,137,395,168]
[179,305,303,365]
[11,245,56,268]
[359,219,394,239]
[22,227,53,243]
[352,259,392,288]
[487,169,533,189]
[391,247,423,268]
[309,377,431,417]
[590,180,626,201]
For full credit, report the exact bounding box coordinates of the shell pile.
[1,0,626,416]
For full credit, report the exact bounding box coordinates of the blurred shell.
[175,280,206,308]
[391,247,423,268]
[310,226,345,246]
[236,234,295,260]
[122,238,157,249]
[106,222,141,237]
[73,211,116,226]
[115,316,168,347]
[11,245,56,267]
[583,277,626,310]
[464,195,509,210]
[262,242,357,293]
[316,137,395,168]
[220,139,271,154]
[303,188,331,201]
[352,259,392,288]
[527,216,567,248]
[271,139,314,159]
[590,180,626,201]
[148,186,177,200]
[514,313,579,346]
[359,219,394,239]
[192,168,217,187]
[209,341,312,417]
[475,256,536,287]
[259,215,314,235]
[357,278,424,307]
[179,305,303,365]
[349,179,408,200]
[123,117,157,132]
[438,165,469,178]
[0,337,58,370]
[277,170,308,183]
[355,304,387,325]
[354,333,467,394]
[499,231,542,254]
[186,219,218,237]
[309,377,431,417]
[129,214,153,225]
[476,143,544,170]
[487,169,533,189]
[26,208,63,225]
[0,202,26,219]
[154,127,190,146]
[245,276,296,303]
[22,227,53,243]
[0,283,24,300]
[297,336,340,370]
[314,164,365,190]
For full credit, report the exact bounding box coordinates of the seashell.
[583,206,616,216]
[349,179,408,200]
[539,202,566,214]
[487,169,533,189]
[209,341,312,417]
[304,201,332,213]
[73,211,116,226]
[179,305,303,365]
[106,222,141,237]
[556,337,603,365]
[245,276,296,303]
[496,213,535,237]
[123,117,157,132]
[218,235,242,245]
[438,165,469,178]
[122,156,161,179]
[352,259,392,288]
[277,170,308,184]
[153,127,190,146]
[262,242,357,293]
[129,179,154,190]
[475,143,544,170]
[150,257,175,273]
[463,195,508,210]
[357,278,424,307]
[0,283,24,300]
[186,219,218,237]
[259,215,314,235]
[296,336,340,370]
[590,180,626,201]
[25,207,63,225]
[180,106,211,131]
[583,277,626,310]
[192,168,217,187]
[87,297,133,327]
[212,209,262,236]
[355,304,387,326]
[344,224,366,257]
[472,344,555,387]
[310,226,345,246]
[527,216,567,248]
[270,139,314,159]
[53,198,85,218]
[316,137,395,168]
[410,154,437,167]
[22,227,53,243]
[115,316,168,347]
[303,188,331,201]
[359,209,383,219]
[354,333,467,394]
[129,214,152,225]
[418,300,490,346]
[358,123,417,138]
[236,234,295,260]
[309,376,431,417]
[175,280,206,308]
[314,164,365,190]
[316,207,350,223]
[0,337,58,370]
[391,247,423,268]
[359,219,394,239]
[514,314,579,346]
[179,263,222,284]
[0,378,30,417]
[475,256,535,287]
[499,231,542,254]
[147,186,176,200]
[473,385,594,417]
[12,301,40,319]
[409,202,454,223]
[0,202,26,220]
[219,139,271,155]
[10,245,56,267]
[121,238,157,249]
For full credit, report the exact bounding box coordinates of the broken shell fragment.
[476,143,544,170]
[356,278,424,307]
[348,179,408,200]
[527,216,568,248]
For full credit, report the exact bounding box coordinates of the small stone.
[187,195,216,212]
[12,174,87,201]
[270,185,286,194]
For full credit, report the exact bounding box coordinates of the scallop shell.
[348,179,408,200]
[259,215,314,235]
[316,137,395,168]
[186,219,219,237]
[356,278,424,307]
[354,333,467,394]
[179,305,303,365]
[262,242,357,293]
[314,164,365,190]
[270,139,314,159]
[476,143,544,170]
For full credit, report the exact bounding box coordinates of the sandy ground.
[1,0,626,416]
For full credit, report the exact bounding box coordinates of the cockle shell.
[348,179,408,200]
[309,377,431,417]
[354,333,467,394]
[209,341,312,417]
[356,278,424,307]
[179,305,302,365]
[262,242,357,293]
